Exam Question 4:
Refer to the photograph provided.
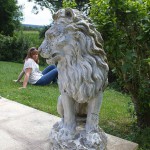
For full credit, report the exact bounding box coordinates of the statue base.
[49,122,107,150]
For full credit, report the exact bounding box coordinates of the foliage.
[89,0,150,128]
[21,30,46,65]
[20,30,43,48]
[0,33,29,62]
[29,0,90,13]
[63,0,77,9]
[0,0,23,36]
[0,31,45,64]
[39,25,51,39]
[0,61,150,150]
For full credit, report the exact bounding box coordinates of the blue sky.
[17,0,52,25]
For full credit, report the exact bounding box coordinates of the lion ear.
[65,8,75,19]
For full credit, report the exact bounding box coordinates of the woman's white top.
[23,58,43,84]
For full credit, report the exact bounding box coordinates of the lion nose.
[38,40,48,53]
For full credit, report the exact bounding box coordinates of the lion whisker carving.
[39,8,109,150]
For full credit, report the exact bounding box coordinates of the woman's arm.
[16,70,25,82]
[21,68,32,88]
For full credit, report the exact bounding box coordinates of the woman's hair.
[25,47,39,63]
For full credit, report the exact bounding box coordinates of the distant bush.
[0,31,47,65]
[0,33,30,63]
[19,30,47,65]
[17,31,42,48]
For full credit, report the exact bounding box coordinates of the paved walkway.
[0,97,138,150]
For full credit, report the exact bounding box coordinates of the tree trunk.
[132,95,150,128]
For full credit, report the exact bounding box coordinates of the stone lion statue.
[39,8,109,150]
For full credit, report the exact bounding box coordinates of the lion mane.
[39,8,109,103]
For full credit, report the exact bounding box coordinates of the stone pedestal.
[49,124,107,150]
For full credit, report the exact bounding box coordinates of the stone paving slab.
[0,97,138,150]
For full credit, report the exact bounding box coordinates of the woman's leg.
[35,68,58,85]
[42,65,56,75]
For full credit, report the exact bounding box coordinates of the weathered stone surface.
[49,125,107,150]
[0,97,138,150]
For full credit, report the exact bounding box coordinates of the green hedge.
[0,33,30,63]
[0,31,46,65]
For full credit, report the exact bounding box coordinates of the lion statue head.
[39,8,109,103]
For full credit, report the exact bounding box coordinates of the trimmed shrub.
[0,33,30,63]
[0,31,47,65]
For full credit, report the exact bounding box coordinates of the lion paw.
[87,132,101,145]
[53,119,64,131]
[58,128,75,141]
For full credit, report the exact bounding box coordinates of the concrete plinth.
[0,97,138,150]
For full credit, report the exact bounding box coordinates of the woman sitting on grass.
[15,47,58,89]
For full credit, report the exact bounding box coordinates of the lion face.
[38,24,65,63]
[38,8,78,64]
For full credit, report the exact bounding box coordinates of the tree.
[89,0,150,128]
[0,0,23,36]
[28,0,89,14]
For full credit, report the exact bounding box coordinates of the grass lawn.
[0,61,149,150]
